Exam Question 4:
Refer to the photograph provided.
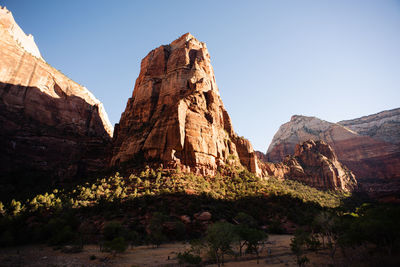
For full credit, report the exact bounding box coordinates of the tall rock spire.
[112,33,260,175]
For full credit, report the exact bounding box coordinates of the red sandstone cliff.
[262,140,357,192]
[0,7,113,183]
[266,114,400,180]
[111,33,260,175]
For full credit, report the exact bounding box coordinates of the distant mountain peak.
[266,110,400,180]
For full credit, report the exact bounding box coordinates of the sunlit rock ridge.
[338,108,400,145]
[111,33,260,176]
[0,6,43,61]
[262,140,357,192]
[0,6,113,182]
[267,110,400,180]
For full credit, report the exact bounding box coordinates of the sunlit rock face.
[266,113,400,180]
[262,140,357,192]
[0,6,43,60]
[338,108,400,145]
[0,6,113,182]
[111,33,260,176]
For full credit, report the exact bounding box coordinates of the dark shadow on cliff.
[0,82,112,202]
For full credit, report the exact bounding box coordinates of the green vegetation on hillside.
[0,167,343,246]
[0,167,345,218]
[0,166,398,265]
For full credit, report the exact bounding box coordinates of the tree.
[0,202,5,216]
[313,211,339,262]
[205,222,237,267]
[244,228,267,264]
[356,205,400,256]
[234,212,259,257]
[102,221,128,254]
[290,229,310,267]
[148,212,167,247]
[10,199,22,216]
[235,225,250,257]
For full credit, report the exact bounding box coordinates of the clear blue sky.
[3,0,400,152]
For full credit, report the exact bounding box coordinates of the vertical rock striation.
[0,6,113,186]
[262,140,357,192]
[111,33,260,175]
[266,114,400,180]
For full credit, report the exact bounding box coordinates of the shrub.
[49,225,76,246]
[103,221,126,241]
[235,212,257,227]
[104,237,128,253]
[177,251,202,265]
[0,202,5,216]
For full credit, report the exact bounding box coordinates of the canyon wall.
[266,112,400,180]
[338,108,400,145]
[261,140,357,192]
[0,7,113,188]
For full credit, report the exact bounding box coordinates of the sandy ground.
[0,235,337,267]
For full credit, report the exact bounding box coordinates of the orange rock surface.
[262,140,357,192]
[0,7,113,181]
[266,114,400,180]
[111,33,260,175]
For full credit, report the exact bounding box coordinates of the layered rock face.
[0,7,113,183]
[266,113,400,180]
[338,108,400,145]
[111,33,260,175]
[262,140,357,192]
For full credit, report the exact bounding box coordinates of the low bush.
[177,251,202,265]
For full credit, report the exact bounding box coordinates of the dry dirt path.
[0,234,335,267]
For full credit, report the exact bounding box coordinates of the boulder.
[194,211,212,221]
[180,215,191,224]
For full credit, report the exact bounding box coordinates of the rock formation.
[0,6,43,60]
[338,108,400,145]
[262,140,357,192]
[0,7,113,186]
[111,33,260,176]
[266,113,400,180]
[255,151,268,163]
